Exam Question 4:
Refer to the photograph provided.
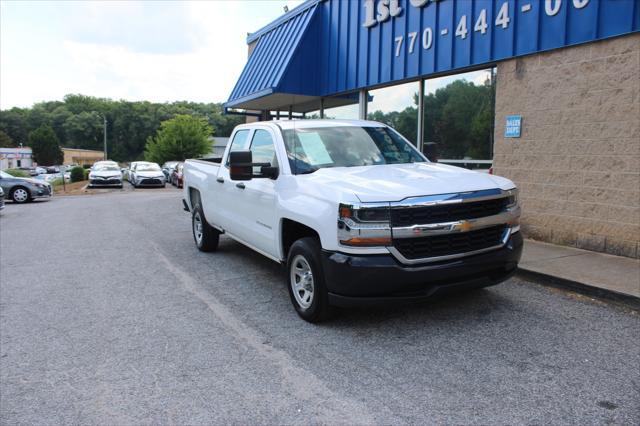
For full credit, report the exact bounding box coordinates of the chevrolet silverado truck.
[183,120,522,322]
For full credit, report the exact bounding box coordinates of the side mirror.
[260,166,279,179]
[229,151,253,181]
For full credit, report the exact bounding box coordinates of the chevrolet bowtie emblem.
[459,221,473,232]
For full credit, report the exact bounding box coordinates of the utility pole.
[103,115,107,160]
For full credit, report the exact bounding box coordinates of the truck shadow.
[212,236,518,328]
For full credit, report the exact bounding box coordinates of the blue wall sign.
[228,0,640,109]
[505,115,522,138]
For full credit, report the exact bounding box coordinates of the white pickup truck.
[183,119,522,322]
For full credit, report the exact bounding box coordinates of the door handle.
[235,183,245,189]
[216,177,224,183]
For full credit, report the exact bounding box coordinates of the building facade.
[0,147,33,169]
[225,0,639,258]
[61,148,105,166]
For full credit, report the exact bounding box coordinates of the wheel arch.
[188,187,201,210]
[10,185,31,201]
[281,218,321,260]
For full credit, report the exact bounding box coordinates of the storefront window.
[422,68,495,169]
[322,93,359,120]
[367,81,420,145]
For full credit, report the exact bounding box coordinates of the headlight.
[338,203,391,247]
[32,182,45,188]
[505,188,518,208]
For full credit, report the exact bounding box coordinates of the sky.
[0,0,303,110]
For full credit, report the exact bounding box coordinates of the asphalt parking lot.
[1,189,638,425]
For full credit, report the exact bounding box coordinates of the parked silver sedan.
[130,162,166,188]
[88,163,123,188]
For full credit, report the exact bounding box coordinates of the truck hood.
[302,163,515,203]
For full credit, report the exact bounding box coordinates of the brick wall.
[493,33,640,258]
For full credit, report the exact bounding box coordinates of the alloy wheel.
[193,212,203,245]
[290,255,314,309]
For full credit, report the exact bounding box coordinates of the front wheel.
[286,237,331,323]
[11,187,30,203]
[192,203,219,252]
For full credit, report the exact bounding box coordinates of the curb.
[516,268,640,311]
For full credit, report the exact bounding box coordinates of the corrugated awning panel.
[226,4,318,107]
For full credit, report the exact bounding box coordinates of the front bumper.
[32,186,53,199]
[135,178,165,187]
[89,179,122,187]
[322,232,523,307]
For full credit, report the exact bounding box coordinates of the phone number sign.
[317,0,639,94]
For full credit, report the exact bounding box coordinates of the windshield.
[94,165,120,172]
[136,164,161,172]
[283,126,425,174]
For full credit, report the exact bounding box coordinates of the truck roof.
[235,119,387,131]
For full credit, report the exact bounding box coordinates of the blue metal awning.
[225,2,320,112]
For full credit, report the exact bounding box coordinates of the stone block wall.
[493,33,640,258]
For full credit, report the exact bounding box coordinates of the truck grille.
[390,197,508,227]
[392,225,506,260]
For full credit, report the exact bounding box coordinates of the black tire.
[10,186,31,204]
[286,237,331,323]
[192,203,219,252]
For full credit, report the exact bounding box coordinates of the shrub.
[51,178,64,187]
[144,115,213,165]
[4,168,29,178]
[70,166,85,182]
[83,169,90,180]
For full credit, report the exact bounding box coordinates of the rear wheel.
[192,203,219,252]
[11,187,30,203]
[286,237,331,323]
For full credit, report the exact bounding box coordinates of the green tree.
[29,125,63,165]
[144,115,213,164]
[0,130,15,147]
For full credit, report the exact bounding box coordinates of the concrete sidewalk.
[518,239,639,305]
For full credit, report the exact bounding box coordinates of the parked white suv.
[183,120,522,322]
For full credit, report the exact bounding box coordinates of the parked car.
[18,167,38,176]
[34,166,47,175]
[88,163,123,188]
[183,120,522,322]
[125,161,143,182]
[170,162,184,188]
[130,162,165,188]
[162,161,179,181]
[0,186,5,211]
[35,172,69,183]
[0,170,53,203]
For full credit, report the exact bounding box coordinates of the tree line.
[0,94,244,162]
[367,78,495,160]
